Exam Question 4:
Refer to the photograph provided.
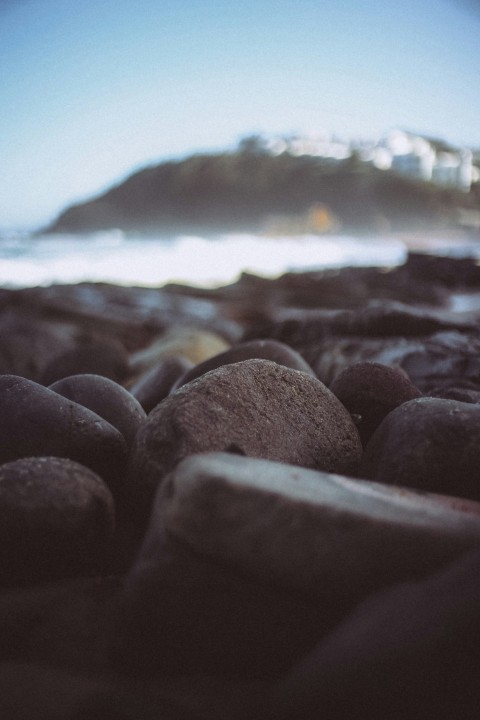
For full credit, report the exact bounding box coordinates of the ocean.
[0,230,478,289]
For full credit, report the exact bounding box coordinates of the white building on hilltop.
[377,129,475,191]
[246,129,479,193]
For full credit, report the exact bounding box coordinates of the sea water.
[0,230,475,289]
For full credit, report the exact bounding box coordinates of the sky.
[1,0,479,230]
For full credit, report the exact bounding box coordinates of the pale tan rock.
[128,327,229,375]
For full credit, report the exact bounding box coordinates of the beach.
[1,246,480,717]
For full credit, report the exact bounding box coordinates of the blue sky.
[1,0,479,229]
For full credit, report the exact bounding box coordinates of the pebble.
[0,457,114,584]
[329,361,422,445]
[360,396,480,500]
[127,358,362,516]
[0,375,128,497]
[112,451,480,676]
[49,373,146,448]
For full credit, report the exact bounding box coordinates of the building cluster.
[259,128,480,193]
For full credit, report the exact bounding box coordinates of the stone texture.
[129,355,193,413]
[49,373,146,448]
[112,452,480,677]
[0,375,128,497]
[329,361,422,445]
[272,548,480,720]
[171,338,316,392]
[360,396,480,500]
[127,359,362,516]
[0,457,115,584]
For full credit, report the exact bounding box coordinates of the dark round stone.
[0,457,114,585]
[360,397,480,500]
[49,374,146,448]
[329,361,422,445]
[0,375,128,498]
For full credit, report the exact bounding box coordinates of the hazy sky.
[1,0,479,230]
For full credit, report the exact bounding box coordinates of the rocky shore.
[1,250,480,718]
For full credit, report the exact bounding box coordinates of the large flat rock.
[112,452,480,677]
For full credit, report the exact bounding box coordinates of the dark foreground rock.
[112,452,480,678]
[0,576,120,671]
[127,359,362,517]
[0,375,128,498]
[49,373,146,448]
[0,457,114,585]
[272,547,480,720]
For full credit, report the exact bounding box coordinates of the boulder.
[127,359,362,516]
[329,361,421,445]
[0,375,127,497]
[49,374,146,448]
[360,397,480,500]
[112,452,480,677]
[0,457,114,584]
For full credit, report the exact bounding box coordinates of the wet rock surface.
[2,250,480,717]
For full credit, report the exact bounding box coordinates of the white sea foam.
[0,230,413,288]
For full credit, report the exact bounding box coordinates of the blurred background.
[1,0,479,286]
